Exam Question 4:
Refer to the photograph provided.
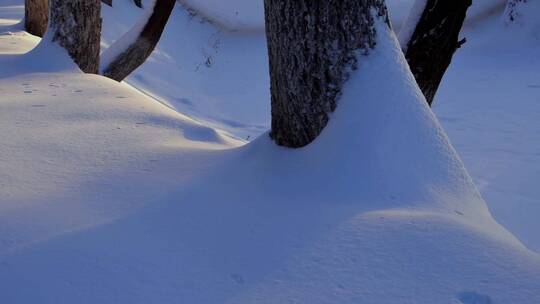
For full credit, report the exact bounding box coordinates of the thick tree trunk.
[100,0,142,8]
[48,0,101,74]
[264,0,389,148]
[25,0,48,37]
[101,0,175,82]
[402,0,472,106]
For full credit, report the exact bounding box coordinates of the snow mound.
[0,29,241,255]
[1,3,539,303]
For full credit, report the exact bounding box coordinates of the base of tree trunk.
[101,0,176,81]
[25,0,48,37]
[49,0,102,74]
[404,0,472,106]
[264,0,389,148]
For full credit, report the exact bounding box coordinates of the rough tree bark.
[101,0,175,81]
[402,0,472,106]
[25,0,48,37]
[101,0,142,8]
[48,0,101,74]
[264,0,389,148]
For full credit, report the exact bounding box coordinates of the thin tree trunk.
[402,0,472,106]
[264,0,389,148]
[25,0,48,37]
[101,0,175,82]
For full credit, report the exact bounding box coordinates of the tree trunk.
[101,0,175,82]
[402,0,472,106]
[25,0,48,37]
[264,0,389,148]
[102,0,112,7]
[48,0,101,74]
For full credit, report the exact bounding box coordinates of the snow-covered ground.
[100,0,540,252]
[1,0,540,303]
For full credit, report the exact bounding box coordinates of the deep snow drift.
[1,1,540,302]
[98,0,540,253]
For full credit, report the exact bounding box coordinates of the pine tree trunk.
[264,0,389,148]
[101,0,175,82]
[403,0,472,106]
[25,0,48,37]
[49,0,101,74]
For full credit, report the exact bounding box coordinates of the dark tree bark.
[100,1,143,8]
[264,0,389,148]
[48,0,101,74]
[101,0,176,82]
[133,0,143,8]
[402,0,472,106]
[25,0,48,37]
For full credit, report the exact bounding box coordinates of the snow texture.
[0,1,539,303]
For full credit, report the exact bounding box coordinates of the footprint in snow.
[457,291,492,304]
[230,273,244,284]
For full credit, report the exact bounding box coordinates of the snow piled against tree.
[100,0,156,73]
[1,4,540,302]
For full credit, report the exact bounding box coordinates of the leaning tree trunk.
[49,0,101,74]
[401,0,472,106]
[265,0,389,148]
[101,0,175,82]
[25,0,48,37]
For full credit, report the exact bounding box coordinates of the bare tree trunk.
[102,0,112,7]
[25,0,48,37]
[401,0,472,106]
[101,0,175,82]
[264,0,389,148]
[48,0,101,74]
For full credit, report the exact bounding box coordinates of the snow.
[397,0,426,51]
[100,0,540,252]
[434,1,540,253]
[1,1,540,303]
[178,0,265,33]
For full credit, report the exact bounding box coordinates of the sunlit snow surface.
[1,0,540,303]
[99,0,540,253]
